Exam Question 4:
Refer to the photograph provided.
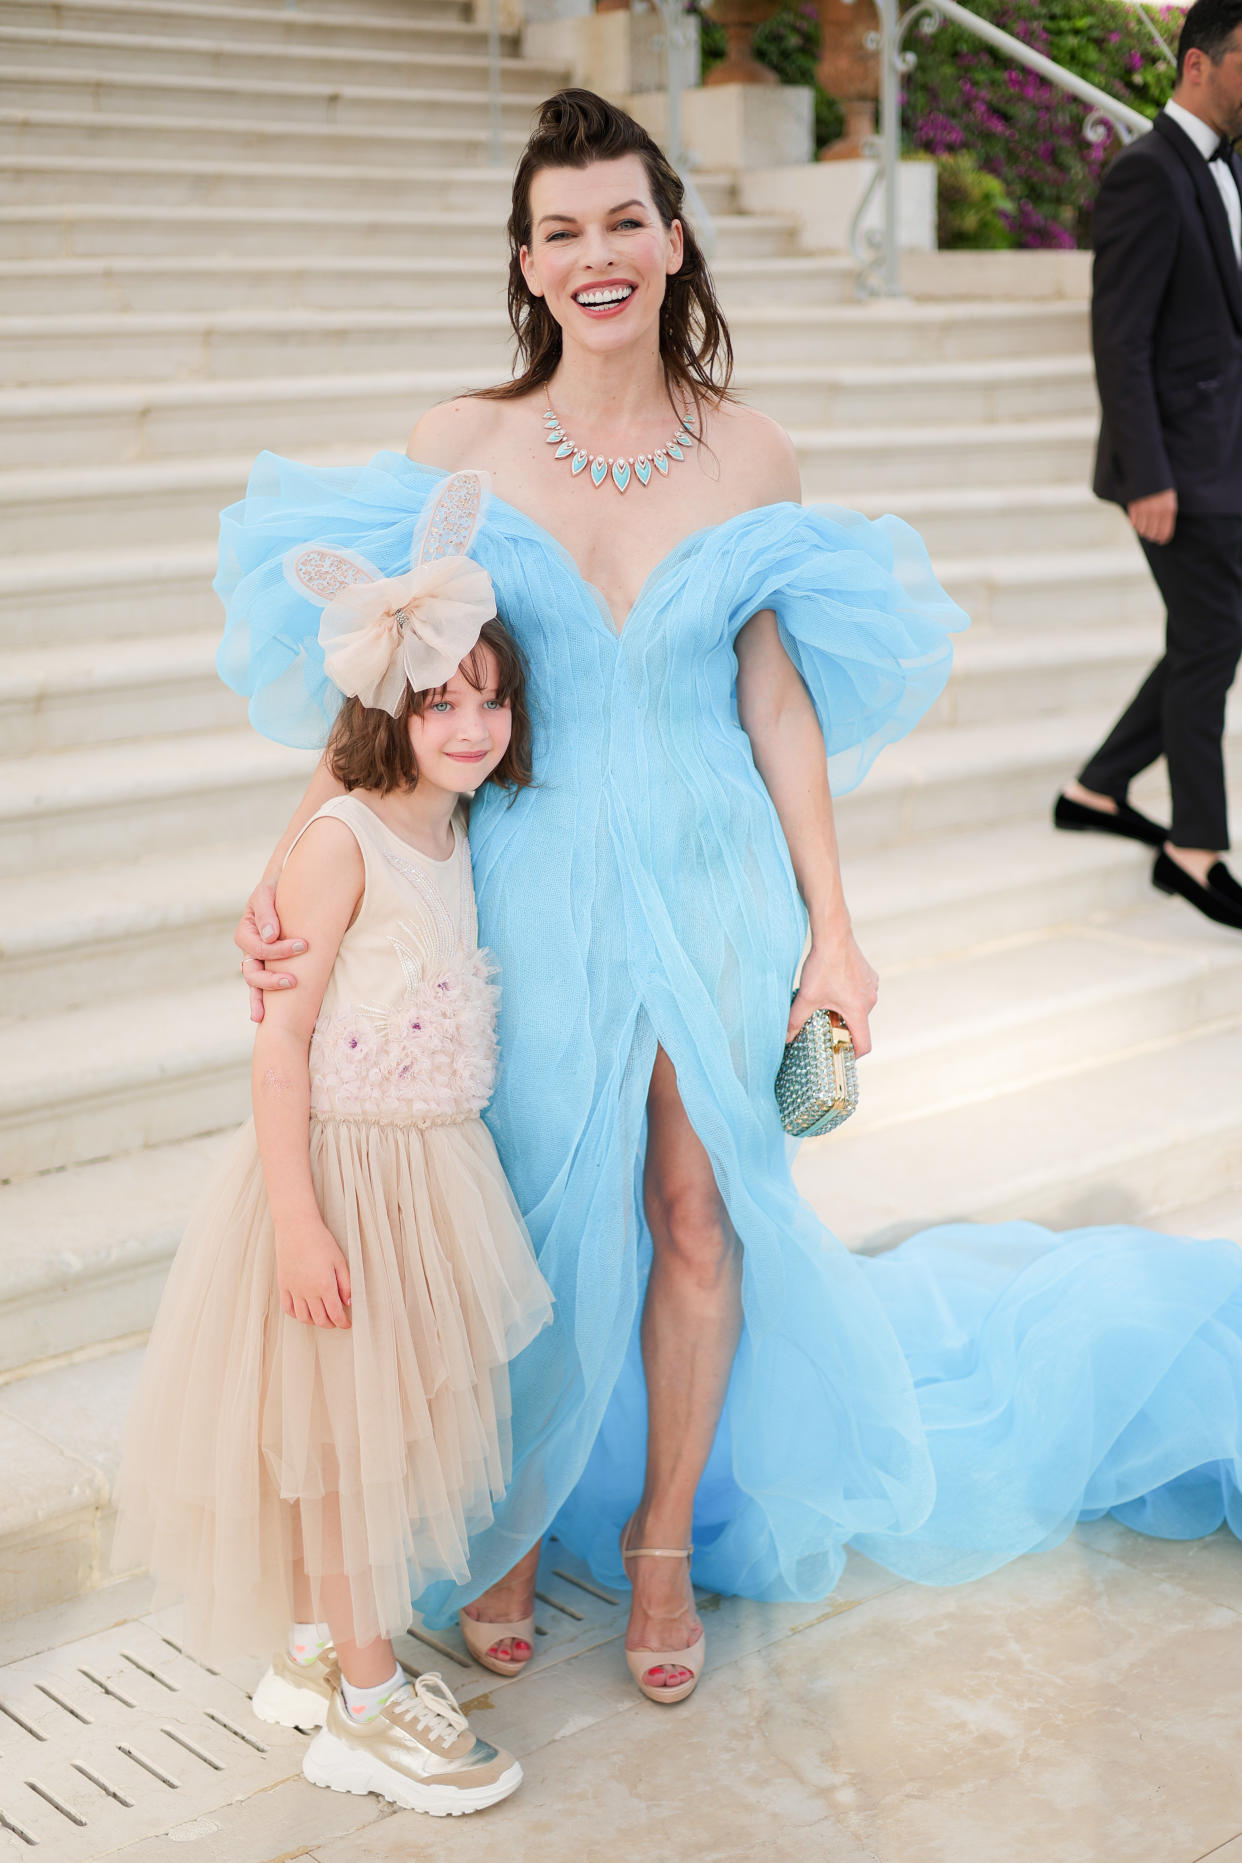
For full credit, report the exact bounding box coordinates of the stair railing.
[844,0,1156,298]
[487,0,504,166]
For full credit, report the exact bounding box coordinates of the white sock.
[340,1666,404,1723]
[287,1622,331,1666]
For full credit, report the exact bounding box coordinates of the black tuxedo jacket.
[1091,109,1242,513]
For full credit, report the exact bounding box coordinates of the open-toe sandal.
[458,1609,536,1679]
[620,1518,705,1705]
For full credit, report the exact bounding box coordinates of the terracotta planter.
[815,0,878,157]
[703,0,784,87]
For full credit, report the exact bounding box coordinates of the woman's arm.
[236,756,346,1020]
[251,815,364,1327]
[735,610,878,1054]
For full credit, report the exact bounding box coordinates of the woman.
[226,91,1242,1706]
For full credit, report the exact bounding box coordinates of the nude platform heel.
[458,1609,536,1679]
[620,1519,705,1706]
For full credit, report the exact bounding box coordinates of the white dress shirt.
[1165,97,1242,267]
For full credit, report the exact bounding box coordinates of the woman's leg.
[459,1540,541,1664]
[629,1045,743,1688]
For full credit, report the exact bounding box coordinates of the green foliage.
[936,150,1018,248]
[904,0,1179,248]
[692,1,845,155]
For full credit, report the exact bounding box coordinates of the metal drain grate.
[0,1540,632,1859]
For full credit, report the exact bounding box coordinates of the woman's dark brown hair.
[326,618,534,798]
[477,88,734,416]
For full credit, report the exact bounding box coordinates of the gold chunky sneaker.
[301,1672,521,1817]
[251,1646,338,1729]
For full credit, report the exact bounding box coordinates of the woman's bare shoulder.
[711,400,801,506]
[406,395,514,470]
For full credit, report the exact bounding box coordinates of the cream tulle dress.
[113,792,553,1662]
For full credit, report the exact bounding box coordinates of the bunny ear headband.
[283,469,495,716]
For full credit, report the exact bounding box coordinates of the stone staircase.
[1,0,1240,1641]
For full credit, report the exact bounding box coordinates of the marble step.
[849,483,1132,562]
[927,624,1160,727]
[0,978,253,1178]
[0,351,1086,473]
[0,1342,143,1623]
[935,543,1156,631]
[859,903,1242,1128]
[0,838,267,1019]
[0,0,500,53]
[0,543,218,646]
[0,631,241,756]
[0,1133,232,1372]
[0,24,557,90]
[0,726,315,878]
[0,104,530,166]
[800,417,1095,495]
[0,152,519,213]
[0,67,552,133]
[797,1021,1242,1254]
[741,353,1094,431]
[0,203,797,263]
[4,883,1240,1351]
[834,704,1242,855]
[0,250,854,320]
[0,300,1088,386]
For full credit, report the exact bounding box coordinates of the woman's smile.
[571,280,637,317]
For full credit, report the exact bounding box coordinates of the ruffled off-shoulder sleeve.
[719,502,969,794]
[214,450,443,748]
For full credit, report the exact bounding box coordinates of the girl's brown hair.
[325,618,534,798]
[476,88,734,417]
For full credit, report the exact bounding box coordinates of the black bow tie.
[1210,137,1236,163]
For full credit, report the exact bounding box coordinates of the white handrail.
[846,0,1159,298]
[918,0,1151,140]
[486,0,504,167]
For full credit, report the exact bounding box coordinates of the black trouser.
[1079,511,1242,850]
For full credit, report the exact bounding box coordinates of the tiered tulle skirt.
[112,1115,552,1661]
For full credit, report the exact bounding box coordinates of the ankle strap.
[623,1544,693,1559]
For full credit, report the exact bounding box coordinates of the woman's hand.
[276,1216,352,1329]
[787,929,879,1057]
[235,880,307,1024]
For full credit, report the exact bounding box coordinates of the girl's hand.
[787,930,879,1057]
[276,1219,353,1329]
[235,880,308,1024]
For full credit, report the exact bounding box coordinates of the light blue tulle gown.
[217,451,1242,1626]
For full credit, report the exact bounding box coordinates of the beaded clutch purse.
[775,1001,859,1138]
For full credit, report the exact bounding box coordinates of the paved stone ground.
[2,1521,1240,1863]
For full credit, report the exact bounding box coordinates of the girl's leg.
[629,1045,742,1688]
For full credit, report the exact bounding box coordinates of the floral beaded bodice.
[295,794,498,1128]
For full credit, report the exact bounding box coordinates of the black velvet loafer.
[1206,861,1242,909]
[1053,793,1168,847]
[1152,852,1242,929]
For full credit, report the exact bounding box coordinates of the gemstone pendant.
[634,457,652,486]
[555,440,574,459]
[653,451,669,475]
[667,443,684,461]
[612,459,631,492]
[590,457,608,487]
[676,430,694,447]
[546,428,566,445]
[571,450,589,475]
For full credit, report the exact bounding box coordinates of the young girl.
[113,471,551,1817]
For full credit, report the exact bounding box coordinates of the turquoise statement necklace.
[542,395,696,493]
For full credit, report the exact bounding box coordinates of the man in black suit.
[1056,0,1242,929]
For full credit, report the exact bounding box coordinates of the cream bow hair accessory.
[282,469,495,715]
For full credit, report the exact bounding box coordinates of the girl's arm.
[735,611,878,1055]
[236,756,347,1020]
[251,815,364,1328]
